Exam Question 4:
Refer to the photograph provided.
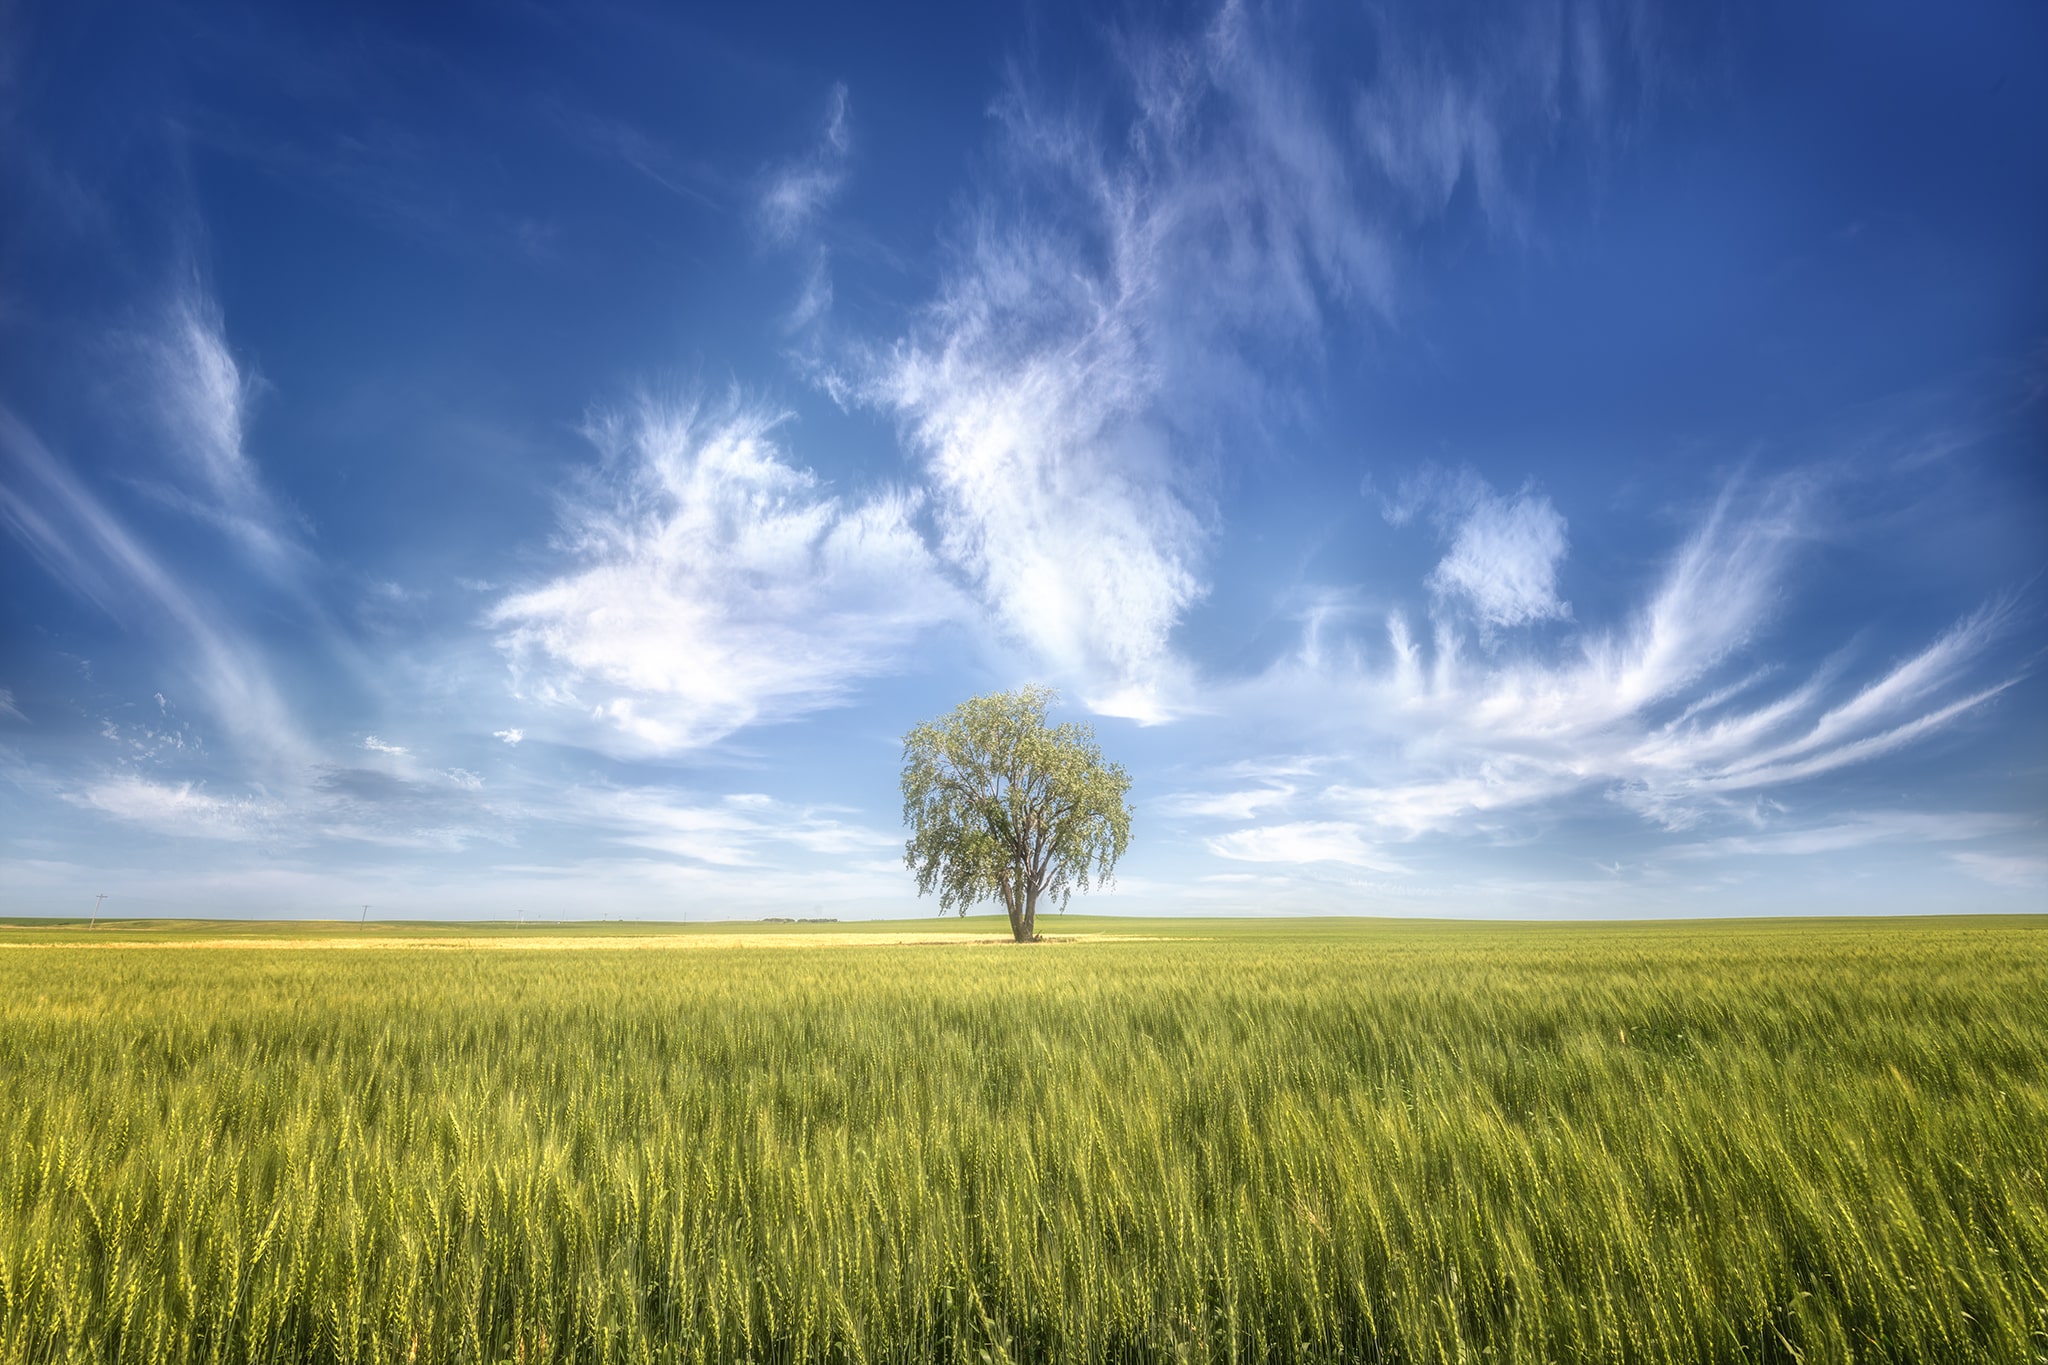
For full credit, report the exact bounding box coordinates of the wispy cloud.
[865,14,1345,720]
[0,408,312,773]
[1206,821,1407,872]
[491,394,961,755]
[1950,850,2048,888]
[43,757,904,905]
[1158,783,1294,821]
[555,105,727,211]
[64,775,281,842]
[48,759,503,855]
[572,786,899,869]
[1386,465,1571,631]
[1353,1,1651,236]
[96,707,197,762]
[858,2,1640,722]
[0,688,22,722]
[757,83,850,246]
[1179,474,2020,866]
[1664,811,2028,860]
[134,279,309,582]
[757,84,854,339]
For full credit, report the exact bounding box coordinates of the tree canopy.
[901,686,1132,942]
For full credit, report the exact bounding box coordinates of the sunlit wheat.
[0,917,2042,1362]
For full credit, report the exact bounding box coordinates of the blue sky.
[2,0,2043,920]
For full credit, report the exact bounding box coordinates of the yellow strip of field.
[0,930,1174,951]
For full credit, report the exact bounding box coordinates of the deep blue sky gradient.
[3,0,2043,918]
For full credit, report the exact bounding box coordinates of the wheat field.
[0,915,2043,1363]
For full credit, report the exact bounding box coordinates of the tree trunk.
[1002,883,1027,942]
[1016,883,1039,943]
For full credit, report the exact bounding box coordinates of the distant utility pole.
[90,893,107,930]
[360,903,371,928]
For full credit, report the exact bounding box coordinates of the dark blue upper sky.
[3,0,2043,918]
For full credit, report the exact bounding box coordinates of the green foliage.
[902,686,1132,941]
[0,917,2045,1363]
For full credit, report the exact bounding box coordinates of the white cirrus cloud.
[1663,810,2027,860]
[1206,821,1408,872]
[1431,493,1570,629]
[867,13,1355,721]
[1158,784,1295,821]
[492,728,524,746]
[491,394,962,755]
[757,82,850,247]
[1352,1,1657,237]
[64,775,280,842]
[1186,474,2020,855]
[859,2,1641,722]
[1950,850,2048,888]
[0,408,312,774]
[137,281,308,583]
[550,785,902,871]
[1389,465,1571,630]
[756,85,853,339]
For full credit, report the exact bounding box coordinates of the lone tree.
[901,686,1132,942]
